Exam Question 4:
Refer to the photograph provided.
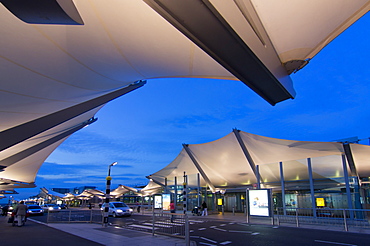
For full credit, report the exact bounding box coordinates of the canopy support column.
[279,162,286,215]
[174,176,178,209]
[182,144,216,193]
[256,165,261,189]
[342,154,354,212]
[197,173,201,207]
[343,144,362,210]
[233,128,260,184]
[307,158,317,218]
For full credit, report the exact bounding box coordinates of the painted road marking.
[199,227,207,230]
[156,221,183,226]
[229,230,253,233]
[201,237,217,244]
[220,241,232,245]
[213,227,227,232]
[142,222,172,228]
[314,240,357,246]
[129,224,158,230]
[199,243,216,246]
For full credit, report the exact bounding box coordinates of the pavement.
[0,213,185,246]
[1,211,370,246]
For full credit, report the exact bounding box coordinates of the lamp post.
[103,161,117,227]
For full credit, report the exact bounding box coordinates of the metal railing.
[151,212,188,237]
[122,211,190,245]
[46,209,102,224]
[276,207,370,231]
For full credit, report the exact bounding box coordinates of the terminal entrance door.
[225,196,236,212]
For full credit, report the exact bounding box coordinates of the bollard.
[185,214,190,246]
[343,209,348,232]
[89,209,93,223]
[295,208,299,227]
[222,205,224,215]
[152,211,155,236]
[232,206,235,216]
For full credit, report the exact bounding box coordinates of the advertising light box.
[162,194,171,211]
[248,189,271,217]
[154,195,162,209]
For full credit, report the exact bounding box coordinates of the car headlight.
[116,209,123,213]
[49,207,54,210]
[129,209,133,212]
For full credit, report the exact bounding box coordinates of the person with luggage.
[13,201,28,227]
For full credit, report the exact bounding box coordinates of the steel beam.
[0,81,145,152]
[182,144,216,193]
[144,0,295,105]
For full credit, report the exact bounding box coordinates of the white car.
[41,204,61,212]
[101,202,133,217]
[27,205,44,215]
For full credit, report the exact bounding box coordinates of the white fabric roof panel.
[349,144,370,178]
[0,108,100,185]
[149,131,370,189]
[186,133,256,187]
[238,131,345,165]
[0,1,368,192]
[110,185,138,197]
[249,0,370,63]
[140,180,163,196]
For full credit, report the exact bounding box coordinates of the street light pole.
[103,161,117,227]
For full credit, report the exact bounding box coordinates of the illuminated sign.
[154,195,162,209]
[248,189,271,216]
[217,198,223,205]
[316,197,325,207]
[163,194,171,211]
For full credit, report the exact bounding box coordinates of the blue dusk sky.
[12,13,370,200]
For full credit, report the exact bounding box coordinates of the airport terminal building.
[147,130,370,213]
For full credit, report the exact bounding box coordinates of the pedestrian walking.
[170,200,175,222]
[13,201,27,227]
[201,201,208,216]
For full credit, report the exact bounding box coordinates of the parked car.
[41,204,61,212]
[101,202,133,217]
[27,205,44,216]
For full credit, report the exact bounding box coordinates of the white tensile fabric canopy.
[148,130,370,191]
[40,187,68,199]
[110,185,139,198]
[0,1,368,192]
[140,180,164,196]
[75,189,105,200]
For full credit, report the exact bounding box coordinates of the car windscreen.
[28,205,41,209]
[112,203,127,208]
